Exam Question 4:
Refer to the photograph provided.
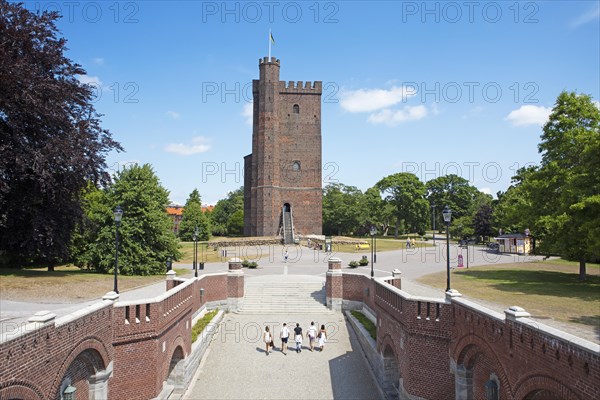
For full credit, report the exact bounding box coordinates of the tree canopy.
[377,173,429,236]
[71,164,180,275]
[179,189,211,241]
[210,187,244,236]
[322,183,364,236]
[0,1,121,266]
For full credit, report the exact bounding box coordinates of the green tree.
[210,187,244,236]
[227,210,244,236]
[376,173,429,237]
[529,92,600,280]
[0,1,122,267]
[72,164,180,275]
[179,189,211,241]
[362,187,395,236]
[472,203,494,241]
[426,175,480,230]
[322,183,364,236]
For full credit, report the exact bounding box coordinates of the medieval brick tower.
[244,57,322,240]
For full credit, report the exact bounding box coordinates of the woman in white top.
[318,324,327,351]
[263,326,272,355]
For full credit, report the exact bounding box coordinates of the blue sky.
[25,0,600,205]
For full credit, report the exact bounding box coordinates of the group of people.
[263,322,327,355]
[405,237,416,248]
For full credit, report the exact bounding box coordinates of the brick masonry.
[244,57,323,237]
[0,271,241,400]
[332,273,600,400]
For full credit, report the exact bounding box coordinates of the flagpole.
[268,28,271,59]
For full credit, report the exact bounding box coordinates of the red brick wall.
[336,273,599,400]
[0,272,235,400]
[0,304,114,399]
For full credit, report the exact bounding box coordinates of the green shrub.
[191,309,219,343]
[241,259,258,268]
[348,260,359,268]
[358,258,369,266]
[350,310,376,340]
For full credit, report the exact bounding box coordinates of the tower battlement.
[259,56,280,65]
[280,80,322,93]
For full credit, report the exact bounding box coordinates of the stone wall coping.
[453,298,600,354]
[513,316,600,354]
[55,299,115,327]
[452,297,505,321]
[115,272,229,308]
[373,276,445,304]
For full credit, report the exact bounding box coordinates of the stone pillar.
[505,305,531,321]
[326,257,342,311]
[227,258,244,312]
[89,361,113,400]
[454,363,473,400]
[166,270,177,290]
[391,269,402,289]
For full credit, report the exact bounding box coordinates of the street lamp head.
[193,226,198,241]
[442,206,452,225]
[370,226,377,236]
[114,205,123,225]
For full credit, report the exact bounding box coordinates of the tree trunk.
[48,265,55,272]
[579,257,586,281]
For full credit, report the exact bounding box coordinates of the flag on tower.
[270,32,275,45]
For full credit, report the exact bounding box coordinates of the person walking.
[263,326,272,355]
[307,321,317,352]
[318,324,327,352]
[284,250,289,263]
[280,323,290,355]
[293,323,303,353]
[411,238,416,248]
[406,238,411,249]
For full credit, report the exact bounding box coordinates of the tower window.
[293,104,300,114]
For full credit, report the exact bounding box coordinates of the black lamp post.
[442,206,452,292]
[193,226,199,278]
[370,226,377,278]
[431,204,436,243]
[113,205,123,294]
[166,256,172,271]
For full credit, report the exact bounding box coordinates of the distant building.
[243,56,323,243]
[166,204,214,234]
[494,233,533,254]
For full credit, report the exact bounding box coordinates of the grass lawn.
[0,265,189,302]
[417,260,600,329]
[332,238,434,254]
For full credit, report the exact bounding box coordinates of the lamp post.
[166,256,172,271]
[431,204,436,243]
[113,205,123,294]
[193,227,199,278]
[370,226,377,278]
[442,206,452,292]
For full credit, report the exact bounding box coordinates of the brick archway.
[453,334,511,399]
[50,336,111,398]
[0,381,44,400]
[513,374,580,400]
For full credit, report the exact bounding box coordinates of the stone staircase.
[239,280,331,314]
[283,208,294,244]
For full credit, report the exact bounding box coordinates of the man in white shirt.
[280,323,290,355]
[307,321,317,352]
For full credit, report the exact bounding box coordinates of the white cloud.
[77,74,102,86]
[242,102,253,125]
[505,105,552,127]
[166,111,180,119]
[593,100,600,110]
[570,6,600,28]
[340,86,416,113]
[165,136,211,155]
[93,57,105,65]
[368,105,428,126]
[479,187,492,195]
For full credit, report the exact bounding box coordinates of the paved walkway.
[185,312,381,399]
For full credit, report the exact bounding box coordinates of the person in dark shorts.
[294,323,303,353]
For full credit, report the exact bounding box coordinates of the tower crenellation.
[244,57,323,238]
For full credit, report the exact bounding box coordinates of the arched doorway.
[282,203,294,244]
[382,344,400,400]
[166,346,185,391]
[57,348,108,400]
